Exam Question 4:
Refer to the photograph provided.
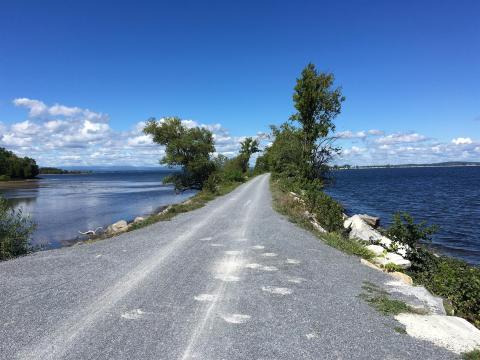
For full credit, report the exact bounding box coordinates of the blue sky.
[0,0,479,166]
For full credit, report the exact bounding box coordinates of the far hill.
[334,161,480,170]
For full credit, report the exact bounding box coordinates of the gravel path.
[0,174,456,359]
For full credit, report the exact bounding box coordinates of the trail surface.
[0,174,455,359]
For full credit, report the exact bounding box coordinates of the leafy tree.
[144,117,216,191]
[0,147,39,180]
[0,197,35,260]
[290,63,345,180]
[238,137,260,173]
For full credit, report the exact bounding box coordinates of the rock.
[365,244,385,257]
[389,271,413,285]
[106,220,128,234]
[134,217,144,223]
[359,214,380,228]
[360,258,382,271]
[373,252,411,269]
[158,205,172,216]
[385,280,445,315]
[347,215,385,243]
[394,314,480,354]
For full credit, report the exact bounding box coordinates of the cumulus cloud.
[375,132,427,145]
[0,98,259,166]
[335,128,478,165]
[452,137,473,145]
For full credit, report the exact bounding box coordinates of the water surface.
[0,170,195,248]
[325,166,480,265]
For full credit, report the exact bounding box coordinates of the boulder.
[373,252,411,269]
[134,217,144,224]
[389,271,413,285]
[346,215,385,243]
[106,220,128,234]
[359,214,380,228]
[394,314,480,354]
[365,244,385,257]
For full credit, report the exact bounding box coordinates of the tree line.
[0,147,39,181]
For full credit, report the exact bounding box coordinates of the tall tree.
[290,63,344,180]
[238,137,260,173]
[144,117,216,191]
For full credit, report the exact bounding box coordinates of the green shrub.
[203,173,221,194]
[0,197,35,260]
[411,255,480,328]
[304,185,343,232]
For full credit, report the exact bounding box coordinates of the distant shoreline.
[334,163,480,170]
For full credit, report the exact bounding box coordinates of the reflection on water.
[0,170,195,249]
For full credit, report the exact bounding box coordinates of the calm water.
[325,166,480,265]
[0,170,195,249]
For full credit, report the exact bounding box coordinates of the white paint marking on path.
[262,286,293,295]
[287,277,307,284]
[251,245,265,250]
[222,313,251,324]
[209,243,225,247]
[306,333,318,339]
[194,294,217,302]
[286,258,301,264]
[225,250,242,256]
[262,252,277,257]
[121,309,145,320]
[199,237,213,241]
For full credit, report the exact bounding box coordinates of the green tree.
[290,63,344,180]
[144,117,216,191]
[0,148,39,180]
[238,137,260,173]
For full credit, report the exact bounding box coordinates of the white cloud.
[452,137,473,145]
[375,132,427,145]
[0,98,259,167]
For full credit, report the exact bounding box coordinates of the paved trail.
[0,174,455,359]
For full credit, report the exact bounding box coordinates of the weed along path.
[0,174,459,359]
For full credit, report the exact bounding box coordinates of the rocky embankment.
[289,191,480,354]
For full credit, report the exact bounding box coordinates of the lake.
[325,166,480,265]
[0,170,195,249]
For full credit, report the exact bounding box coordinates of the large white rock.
[346,215,383,242]
[365,244,385,257]
[374,252,411,269]
[395,314,480,354]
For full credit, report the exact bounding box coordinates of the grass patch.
[394,326,407,334]
[359,281,415,316]
[463,349,480,360]
[270,177,374,260]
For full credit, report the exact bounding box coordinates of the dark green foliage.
[290,63,344,180]
[385,212,438,251]
[410,255,480,328]
[463,349,480,360]
[0,147,39,180]
[221,157,245,182]
[144,117,216,191]
[0,197,35,260]
[304,183,344,232]
[256,123,304,179]
[385,212,480,328]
